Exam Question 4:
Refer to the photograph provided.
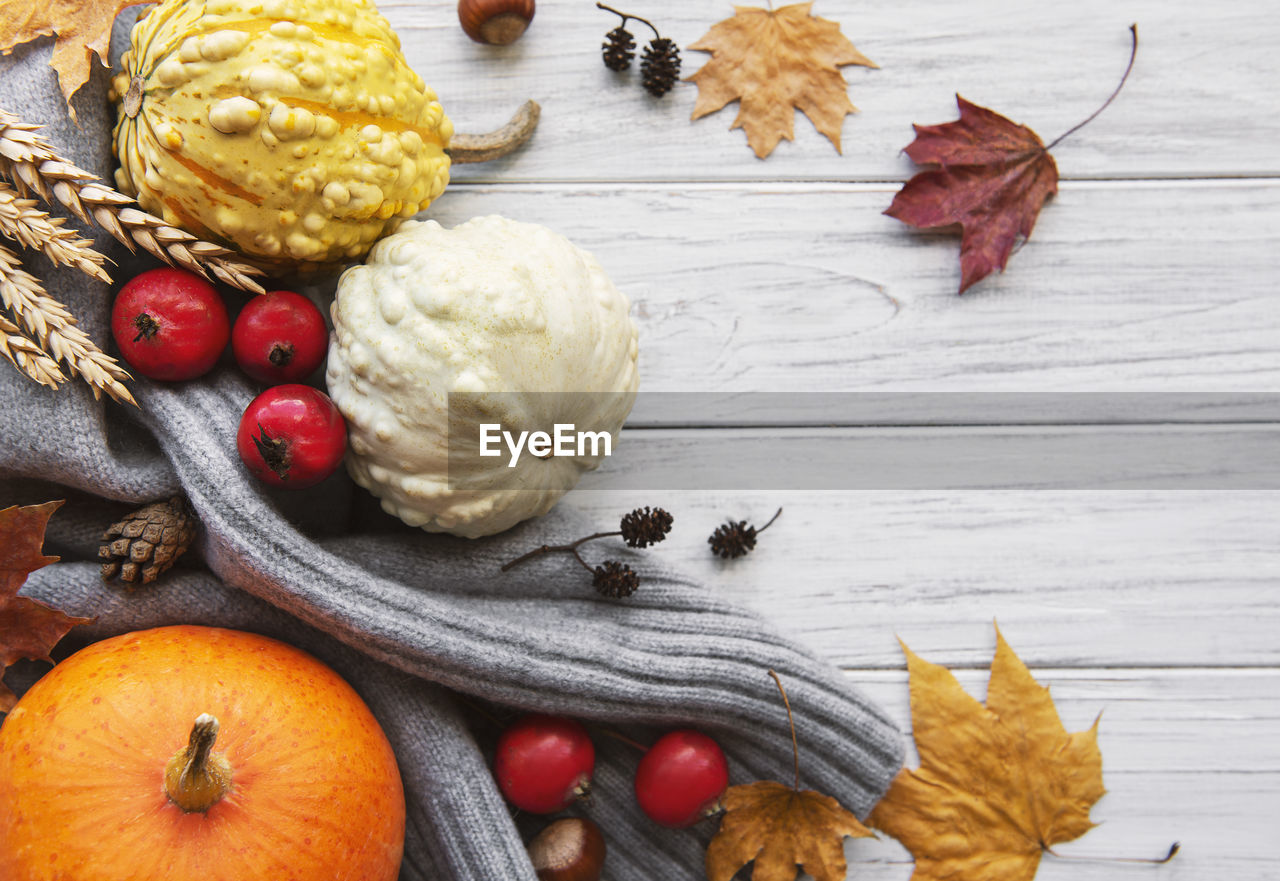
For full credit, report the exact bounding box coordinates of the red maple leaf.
[886,25,1138,294]
[886,97,1058,294]
[0,500,93,711]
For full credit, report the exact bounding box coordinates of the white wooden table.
[392,1,1279,877]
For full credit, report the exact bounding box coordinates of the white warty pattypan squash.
[326,216,640,538]
[111,0,453,274]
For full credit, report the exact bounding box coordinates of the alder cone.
[0,625,405,881]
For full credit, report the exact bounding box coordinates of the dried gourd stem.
[768,670,801,792]
[447,100,541,164]
[1045,24,1138,151]
[596,2,660,39]
[0,244,134,405]
[0,108,265,294]
[0,182,110,282]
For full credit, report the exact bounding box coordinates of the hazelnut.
[526,817,606,881]
[458,0,535,45]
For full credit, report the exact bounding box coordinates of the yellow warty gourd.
[110,0,454,274]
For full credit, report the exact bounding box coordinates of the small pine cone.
[708,520,756,559]
[593,560,640,598]
[602,25,636,71]
[640,37,681,97]
[99,496,196,585]
[619,506,673,548]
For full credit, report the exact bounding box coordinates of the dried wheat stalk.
[0,181,111,282]
[0,109,264,294]
[0,244,135,405]
[0,311,64,389]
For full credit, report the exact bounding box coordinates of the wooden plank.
[419,181,1280,392]
[573,424,1280,489]
[561,489,1280,668]
[378,0,1280,181]
[839,668,1280,879]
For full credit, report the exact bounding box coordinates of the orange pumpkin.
[0,625,405,881]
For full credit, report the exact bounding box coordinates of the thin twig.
[591,725,649,753]
[756,507,783,534]
[597,2,660,39]
[501,531,622,571]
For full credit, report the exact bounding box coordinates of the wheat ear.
[0,311,65,389]
[0,181,112,282]
[0,108,265,294]
[0,244,136,405]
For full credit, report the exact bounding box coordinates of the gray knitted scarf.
[0,21,902,880]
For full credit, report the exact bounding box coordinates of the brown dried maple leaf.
[705,670,874,881]
[0,0,146,114]
[687,3,877,159]
[0,500,91,711]
[867,628,1106,881]
[886,25,1138,294]
[706,780,873,881]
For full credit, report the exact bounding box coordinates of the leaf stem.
[768,670,801,792]
[1044,841,1180,865]
[1046,24,1138,151]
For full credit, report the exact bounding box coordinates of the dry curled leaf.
[0,500,92,711]
[707,780,873,881]
[868,627,1105,881]
[0,0,144,113]
[687,3,877,159]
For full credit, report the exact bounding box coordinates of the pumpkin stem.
[164,713,233,813]
[447,100,541,164]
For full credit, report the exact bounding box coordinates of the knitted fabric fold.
[0,23,903,880]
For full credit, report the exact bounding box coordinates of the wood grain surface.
[391,0,1279,873]
[369,0,1280,875]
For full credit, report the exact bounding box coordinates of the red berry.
[494,714,595,814]
[232,290,329,384]
[236,385,347,489]
[111,268,229,381]
[634,729,729,828]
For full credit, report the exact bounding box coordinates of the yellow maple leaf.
[868,627,1106,881]
[0,0,145,114]
[706,780,873,881]
[686,2,877,159]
